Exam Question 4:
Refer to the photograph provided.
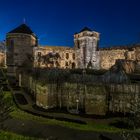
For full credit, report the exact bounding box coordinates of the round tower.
[6,24,38,76]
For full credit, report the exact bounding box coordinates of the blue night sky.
[0,0,140,47]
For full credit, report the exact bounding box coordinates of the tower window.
[72,53,75,60]
[9,40,14,52]
[66,53,69,59]
[72,62,76,69]
[65,62,69,67]
[38,52,42,57]
[83,47,86,66]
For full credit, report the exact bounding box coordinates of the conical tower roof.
[80,27,92,33]
[8,24,36,37]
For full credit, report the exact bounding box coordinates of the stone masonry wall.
[21,73,107,115]
[99,49,127,69]
[34,46,77,69]
[108,84,140,113]
[21,73,140,115]
[6,33,36,75]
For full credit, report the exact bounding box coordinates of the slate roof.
[80,27,92,33]
[8,24,36,37]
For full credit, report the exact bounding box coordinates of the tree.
[121,84,140,140]
[128,89,140,130]
[0,86,12,130]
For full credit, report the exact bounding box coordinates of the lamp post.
[76,99,79,112]
[19,74,21,87]
[82,69,86,113]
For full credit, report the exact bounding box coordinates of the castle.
[5,23,140,76]
[34,26,140,73]
[5,24,140,115]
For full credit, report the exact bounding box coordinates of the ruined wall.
[34,46,77,69]
[33,44,140,71]
[6,24,140,72]
[99,49,127,69]
[99,45,139,70]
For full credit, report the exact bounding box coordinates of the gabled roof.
[8,24,36,37]
[80,27,92,33]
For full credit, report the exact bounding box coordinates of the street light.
[82,69,86,113]
[76,99,79,112]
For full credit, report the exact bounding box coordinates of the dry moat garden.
[0,68,140,140]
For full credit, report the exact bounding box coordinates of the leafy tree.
[121,84,140,140]
[0,87,12,130]
[128,92,140,130]
[121,130,140,140]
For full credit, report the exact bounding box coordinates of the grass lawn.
[2,90,126,133]
[11,109,123,133]
[0,131,43,140]
[0,65,131,134]
[0,69,138,139]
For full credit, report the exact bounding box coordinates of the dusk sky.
[0,0,140,47]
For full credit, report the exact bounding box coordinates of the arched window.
[72,62,76,69]
[83,47,86,65]
[65,62,69,68]
[66,53,69,59]
[9,40,14,53]
[38,52,42,57]
[72,53,75,60]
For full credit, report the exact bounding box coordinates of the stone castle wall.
[34,46,77,69]
[34,45,139,71]
[5,24,140,72]
[99,46,139,71]
[99,49,127,69]
[21,73,107,115]
[20,73,140,115]
[108,84,140,113]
